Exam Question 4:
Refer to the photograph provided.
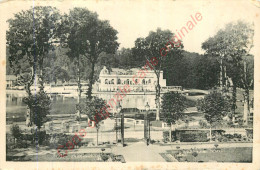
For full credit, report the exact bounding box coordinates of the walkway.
[111,141,166,162]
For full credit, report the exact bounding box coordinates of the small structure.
[6,75,17,88]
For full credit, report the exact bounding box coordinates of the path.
[111,141,166,162]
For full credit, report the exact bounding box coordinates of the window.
[148,79,151,84]
[111,79,114,84]
[117,79,121,84]
[105,79,108,84]
[142,79,145,85]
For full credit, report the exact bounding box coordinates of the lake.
[6,90,157,123]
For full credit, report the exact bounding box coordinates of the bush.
[163,131,169,142]
[23,91,51,129]
[101,154,109,162]
[199,120,208,128]
[233,133,242,139]
[185,99,196,107]
[214,144,218,149]
[192,151,198,157]
[163,131,175,142]
[246,129,253,139]
[16,140,29,148]
[10,124,22,140]
[57,134,70,145]
[6,141,16,150]
[179,130,208,142]
[150,139,156,144]
[29,130,50,145]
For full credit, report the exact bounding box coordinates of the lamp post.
[116,103,122,144]
[145,102,150,145]
[119,103,125,147]
[148,113,151,142]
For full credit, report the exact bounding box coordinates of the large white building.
[97,66,167,92]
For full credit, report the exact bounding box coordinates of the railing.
[161,86,183,91]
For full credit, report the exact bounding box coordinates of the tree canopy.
[7,6,62,93]
[196,90,232,126]
[133,28,184,120]
[161,91,187,125]
[60,8,119,99]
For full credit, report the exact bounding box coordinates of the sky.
[1,0,260,55]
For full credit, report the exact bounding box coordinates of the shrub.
[214,144,218,149]
[23,91,51,129]
[10,124,22,140]
[179,130,208,142]
[150,139,156,144]
[233,133,242,139]
[30,130,50,145]
[245,129,253,139]
[192,151,198,157]
[163,131,176,142]
[101,154,109,162]
[163,131,169,142]
[199,120,208,128]
[16,140,28,148]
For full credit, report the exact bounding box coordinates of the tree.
[133,28,183,120]
[163,51,219,89]
[43,47,71,85]
[23,90,51,129]
[85,96,107,146]
[161,92,187,142]
[7,6,62,93]
[196,90,232,141]
[202,21,254,124]
[7,6,61,127]
[60,8,119,100]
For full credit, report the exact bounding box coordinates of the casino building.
[97,66,167,92]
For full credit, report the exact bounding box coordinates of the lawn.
[9,153,126,162]
[167,147,252,162]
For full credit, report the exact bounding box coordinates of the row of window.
[104,79,152,85]
[99,86,154,92]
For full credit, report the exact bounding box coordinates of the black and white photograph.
[0,0,260,169]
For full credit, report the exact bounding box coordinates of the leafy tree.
[202,21,254,123]
[7,6,62,93]
[23,90,51,129]
[133,28,183,120]
[60,8,119,100]
[191,54,220,89]
[85,96,107,146]
[196,90,232,141]
[43,47,72,85]
[161,91,187,142]
[51,66,70,84]
[163,51,219,89]
[7,6,61,127]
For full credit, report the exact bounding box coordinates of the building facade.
[97,66,167,92]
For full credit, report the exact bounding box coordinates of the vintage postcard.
[0,0,260,169]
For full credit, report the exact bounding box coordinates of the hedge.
[179,130,208,142]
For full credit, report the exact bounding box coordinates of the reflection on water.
[96,93,156,110]
[6,91,156,119]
